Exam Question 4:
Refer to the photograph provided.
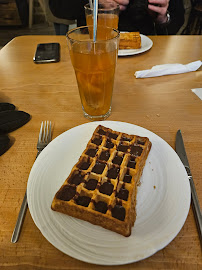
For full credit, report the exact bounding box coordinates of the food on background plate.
[119,32,141,49]
[51,125,151,236]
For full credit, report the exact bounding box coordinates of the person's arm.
[148,0,169,24]
[110,0,185,34]
[148,0,185,34]
[49,0,88,20]
[166,0,185,34]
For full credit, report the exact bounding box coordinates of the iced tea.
[86,13,119,40]
[85,2,119,40]
[67,26,119,120]
[86,12,119,28]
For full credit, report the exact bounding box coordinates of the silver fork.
[11,121,52,243]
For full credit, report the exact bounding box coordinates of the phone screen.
[33,43,60,63]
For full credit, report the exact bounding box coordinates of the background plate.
[118,34,153,56]
[27,121,190,265]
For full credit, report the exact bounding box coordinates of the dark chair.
[42,0,76,34]
[177,0,192,34]
[183,0,202,34]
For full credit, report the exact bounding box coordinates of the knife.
[176,130,202,247]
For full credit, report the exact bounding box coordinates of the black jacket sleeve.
[49,0,88,21]
[167,0,185,34]
[119,0,185,35]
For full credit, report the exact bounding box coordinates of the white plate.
[118,34,153,56]
[27,121,190,265]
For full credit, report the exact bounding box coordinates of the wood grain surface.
[0,35,201,269]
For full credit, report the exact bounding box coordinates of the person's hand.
[148,0,170,24]
[114,0,129,11]
[101,0,129,11]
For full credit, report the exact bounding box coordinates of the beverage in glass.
[66,26,119,120]
[85,2,119,39]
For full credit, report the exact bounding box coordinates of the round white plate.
[27,121,190,265]
[118,34,153,56]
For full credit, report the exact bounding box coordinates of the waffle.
[51,125,151,236]
[119,32,141,49]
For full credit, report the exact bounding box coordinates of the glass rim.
[66,25,120,43]
[84,2,120,11]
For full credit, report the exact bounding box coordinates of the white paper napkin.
[135,60,202,78]
[192,88,202,100]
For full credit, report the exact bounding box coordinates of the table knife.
[176,130,202,247]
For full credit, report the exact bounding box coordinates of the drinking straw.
[93,0,98,42]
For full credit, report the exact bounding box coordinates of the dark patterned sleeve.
[156,0,185,34]
[49,0,88,21]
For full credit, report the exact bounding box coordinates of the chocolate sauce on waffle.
[107,166,120,179]
[86,148,98,157]
[98,128,106,135]
[85,178,98,190]
[137,140,145,145]
[92,136,102,146]
[112,154,123,165]
[111,205,126,221]
[121,136,131,142]
[99,150,110,161]
[116,186,129,201]
[123,170,132,183]
[92,162,105,174]
[99,181,114,195]
[75,195,91,207]
[127,157,136,169]
[56,185,76,201]
[117,143,128,152]
[69,173,84,185]
[78,159,91,170]
[94,201,108,213]
[105,139,114,149]
[108,132,118,140]
[131,145,143,156]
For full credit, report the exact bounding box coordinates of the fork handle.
[36,151,40,158]
[11,191,28,243]
[11,150,41,243]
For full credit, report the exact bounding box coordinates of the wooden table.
[0,35,201,269]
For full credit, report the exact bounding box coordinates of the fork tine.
[42,121,47,142]
[48,121,52,142]
[45,121,48,142]
[38,121,52,144]
[46,121,50,142]
[38,121,43,143]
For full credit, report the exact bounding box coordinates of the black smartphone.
[33,43,60,63]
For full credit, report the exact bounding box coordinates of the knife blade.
[176,130,202,247]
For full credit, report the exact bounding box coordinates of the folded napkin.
[192,88,202,100]
[0,134,10,156]
[0,103,31,156]
[135,60,202,78]
[0,110,30,133]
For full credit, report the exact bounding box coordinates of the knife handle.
[11,191,28,243]
[189,176,202,247]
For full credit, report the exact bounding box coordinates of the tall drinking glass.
[85,2,119,39]
[66,26,119,120]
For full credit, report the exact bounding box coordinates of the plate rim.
[27,121,191,265]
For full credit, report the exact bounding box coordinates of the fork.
[11,121,52,243]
